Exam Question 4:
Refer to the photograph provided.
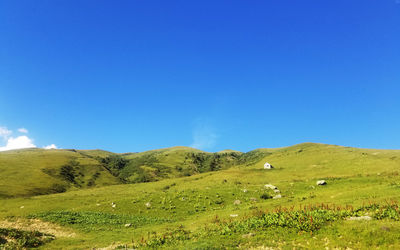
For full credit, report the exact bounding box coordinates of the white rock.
[316,180,327,185]
[125,223,132,227]
[230,214,238,217]
[348,216,372,221]
[273,194,282,199]
[264,184,277,190]
[145,202,151,208]
[264,162,274,169]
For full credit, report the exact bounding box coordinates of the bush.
[0,228,54,248]
[50,183,67,193]
[101,155,128,170]
[260,193,272,200]
[59,165,76,183]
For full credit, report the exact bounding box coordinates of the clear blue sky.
[0,0,399,152]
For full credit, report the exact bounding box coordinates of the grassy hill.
[0,148,120,198]
[0,146,253,198]
[120,146,244,182]
[1,143,400,249]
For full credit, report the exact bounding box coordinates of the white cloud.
[190,118,218,150]
[0,135,36,151]
[0,127,12,139]
[18,128,29,134]
[43,144,58,150]
[0,126,58,152]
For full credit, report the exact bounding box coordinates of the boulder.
[264,184,277,190]
[316,180,327,185]
[264,162,274,169]
[273,194,282,199]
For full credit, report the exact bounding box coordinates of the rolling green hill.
[120,146,244,182]
[1,143,400,249]
[0,148,120,198]
[0,146,260,198]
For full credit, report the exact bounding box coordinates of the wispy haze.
[0,1,399,152]
[190,118,218,150]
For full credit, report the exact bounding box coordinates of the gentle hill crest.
[1,143,400,249]
[1,142,399,198]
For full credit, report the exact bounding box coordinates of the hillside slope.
[120,146,244,182]
[1,143,400,249]
[0,146,253,197]
[1,142,399,198]
[0,149,120,198]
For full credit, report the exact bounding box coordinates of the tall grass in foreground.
[130,201,400,248]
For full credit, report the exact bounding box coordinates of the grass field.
[1,143,400,249]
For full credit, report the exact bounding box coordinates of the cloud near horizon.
[0,135,36,151]
[0,126,57,151]
[190,119,218,150]
[43,144,58,149]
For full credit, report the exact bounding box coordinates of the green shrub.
[260,193,272,200]
[0,228,54,248]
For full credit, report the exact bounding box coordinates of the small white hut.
[264,162,273,169]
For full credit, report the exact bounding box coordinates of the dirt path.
[0,218,76,238]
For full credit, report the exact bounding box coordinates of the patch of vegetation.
[0,228,54,249]
[101,155,129,177]
[130,226,192,248]
[119,148,242,183]
[87,172,101,187]
[28,211,173,228]
[130,203,400,248]
[260,193,273,200]
[238,149,272,166]
[191,152,241,172]
[49,183,67,193]
[60,163,77,183]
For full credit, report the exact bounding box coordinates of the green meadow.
[1,143,400,249]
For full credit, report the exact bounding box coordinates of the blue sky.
[0,0,399,152]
